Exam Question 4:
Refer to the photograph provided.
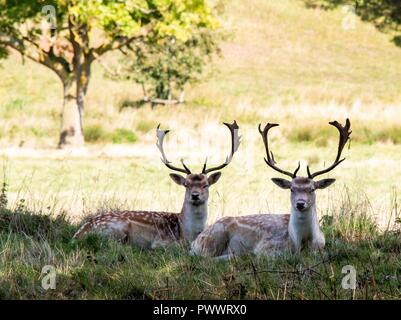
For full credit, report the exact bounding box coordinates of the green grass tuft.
[111,128,137,144]
[83,125,108,143]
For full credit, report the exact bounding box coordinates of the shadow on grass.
[0,206,74,243]
[0,205,191,299]
[1,203,401,299]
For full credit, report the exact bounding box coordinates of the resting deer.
[73,121,240,249]
[191,119,351,259]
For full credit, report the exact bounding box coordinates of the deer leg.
[310,237,325,251]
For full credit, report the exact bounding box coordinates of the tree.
[0,0,218,147]
[305,1,401,46]
[114,27,223,104]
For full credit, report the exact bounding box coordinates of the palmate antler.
[307,118,352,179]
[258,123,300,179]
[202,121,241,174]
[156,121,240,175]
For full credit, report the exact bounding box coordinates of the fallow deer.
[190,119,351,259]
[73,121,240,249]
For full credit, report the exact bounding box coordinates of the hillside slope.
[202,0,401,106]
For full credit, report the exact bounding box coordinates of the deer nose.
[296,201,306,210]
[191,192,200,200]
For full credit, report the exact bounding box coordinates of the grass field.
[0,0,400,299]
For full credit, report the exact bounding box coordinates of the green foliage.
[0,0,220,145]
[0,0,219,82]
[0,0,216,43]
[115,15,225,100]
[0,46,8,60]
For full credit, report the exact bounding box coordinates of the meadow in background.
[0,0,400,299]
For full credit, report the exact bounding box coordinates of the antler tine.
[293,161,301,177]
[258,123,298,179]
[156,124,191,174]
[180,158,192,174]
[202,120,241,174]
[201,157,208,174]
[307,118,351,179]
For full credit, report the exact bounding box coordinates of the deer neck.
[179,200,208,242]
[288,204,321,250]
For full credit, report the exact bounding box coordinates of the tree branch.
[0,32,71,82]
[92,26,151,58]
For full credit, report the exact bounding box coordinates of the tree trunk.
[178,90,185,103]
[58,19,92,149]
[58,79,85,148]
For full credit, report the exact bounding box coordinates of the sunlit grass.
[0,0,401,299]
[1,136,399,229]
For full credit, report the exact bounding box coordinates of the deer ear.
[208,172,222,186]
[314,178,336,189]
[271,178,291,189]
[169,173,186,186]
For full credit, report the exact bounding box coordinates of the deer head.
[156,121,241,207]
[259,119,351,212]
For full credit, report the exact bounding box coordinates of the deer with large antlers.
[191,119,351,259]
[73,121,240,249]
